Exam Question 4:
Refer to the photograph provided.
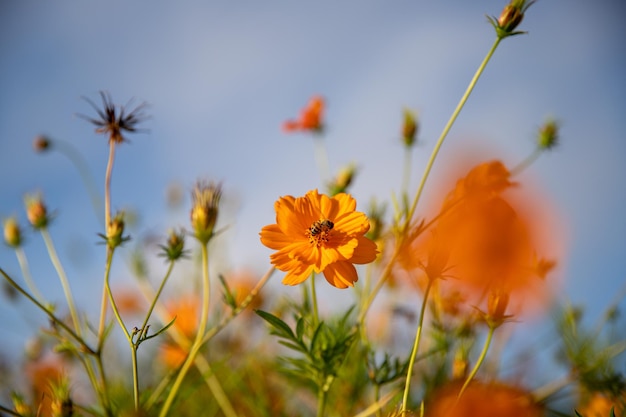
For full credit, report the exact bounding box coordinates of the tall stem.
[313,134,331,185]
[310,272,320,328]
[14,247,44,302]
[40,228,82,336]
[401,278,434,414]
[406,37,502,227]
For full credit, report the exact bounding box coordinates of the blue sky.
[1,1,625,367]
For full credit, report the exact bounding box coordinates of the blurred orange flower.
[260,189,378,288]
[425,380,543,417]
[399,160,559,316]
[577,392,625,417]
[282,95,324,133]
[25,355,67,417]
[158,295,200,368]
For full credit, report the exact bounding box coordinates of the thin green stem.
[104,141,116,228]
[131,346,140,411]
[406,37,502,228]
[401,278,434,414]
[358,245,401,324]
[310,272,320,328]
[14,246,44,302]
[159,242,211,417]
[457,325,496,399]
[138,260,175,339]
[40,228,82,336]
[401,145,413,207]
[103,249,131,340]
[316,387,327,417]
[194,355,238,417]
[510,147,542,176]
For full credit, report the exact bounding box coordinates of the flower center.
[306,219,334,247]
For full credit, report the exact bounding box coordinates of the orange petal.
[323,261,358,288]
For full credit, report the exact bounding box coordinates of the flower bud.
[3,217,22,247]
[104,211,129,249]
[488,0,535,38]
[537,119,559,150]
[159,229,187,261]
[33,135,52,153]
[486,290,512,327]
[328,163,357,196]
[402,109,418,147]
[25,194,50,229]
[190,181,222,244]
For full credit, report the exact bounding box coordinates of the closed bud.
[488,0,535,38]
[402,109,418,147]
[3,217,22,247]
[328,163,357,196]
[486,290,512,327]
[25,194,50,229]
[537,119,559,150]
[104,211,129,248]
[190,181,222,244]
[33,135,52,153]
[159,229,188,261]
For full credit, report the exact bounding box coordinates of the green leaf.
[256,309,296,340]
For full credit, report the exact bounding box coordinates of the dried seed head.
[78,91,148,144]
[33,135,52,153]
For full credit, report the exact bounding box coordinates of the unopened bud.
[489,0,535,38]
[33,135,52,153]
[25,194,50,229]
[190,181,222,244]
[328,164,357,196]
[486,290,511,327]
[3,217,22,247]
[537,119,559,150]
[159,229,187,261]
[104,211,129,248]
[402,109,418,147]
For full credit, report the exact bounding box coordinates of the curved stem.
[406,37,502,228]
[138,260,175,338]
[457,324,496,399]
[401,278,434,414]
[40,228,82,336]
[14,246,44,302]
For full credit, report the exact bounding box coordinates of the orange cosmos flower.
[158,295,200,368]
[260,189,378,288]
[282,95,325,133]
[425,380,543,417]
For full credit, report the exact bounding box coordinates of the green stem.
[159,242,211,417]
[138,260,175,340]
[194,355,238,417]
[104,141,116,228]
[14,246,44,302]
[510,147,542,176]
[457,324,496,399]
[316,387,327,417]
[406,37,502,228]
[131,345,140,411]
[401,145,413,209]
[40,228,82,336]
[310,272,320,328]
[401,278,434,414]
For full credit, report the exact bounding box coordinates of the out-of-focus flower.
[25,355,67,417]
[260,189,378,288]
[282,95,325,133]
[159,295,199,369]
[3,216,23,247]
[190,181,222,245]
[402,108,419,147]
[577,391,625,417]
[24,193,51,229]
[33,135,52,153]
[227,269,264,312]
[399,160,559,316]
[425,380,543,417]
[158,229,188,261]
[112,287,145,317]
[78,91,148,144]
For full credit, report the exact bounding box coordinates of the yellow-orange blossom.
[260,189,378,288]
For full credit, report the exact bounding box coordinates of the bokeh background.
[1,0,625,377]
